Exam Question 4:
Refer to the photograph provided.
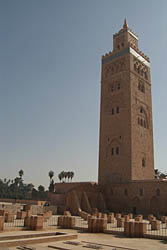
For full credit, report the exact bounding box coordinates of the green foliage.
[155,169,167,179]
[58,171,74,182]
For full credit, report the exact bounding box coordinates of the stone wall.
[102,179,167,216]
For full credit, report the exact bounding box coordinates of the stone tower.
[98,19,154,185]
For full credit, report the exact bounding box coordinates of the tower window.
[111,148,114,155]
[112,108,114,115]
[116,147,119,155]
[141,119,143,126]
[111,85,114,92]
[121,43,124,47]
[116,107,120,113]
[139,189,144,196]
[156,188,160,196]
[124,189,128,196]
[118,83,120,89]
[117,44,120,50]
[138,117,140,125]
[142,158,145,167]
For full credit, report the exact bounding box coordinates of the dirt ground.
[2,228,166,250]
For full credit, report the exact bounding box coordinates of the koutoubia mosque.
[55,20,167,217]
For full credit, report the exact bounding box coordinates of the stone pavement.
[2,228,166,250]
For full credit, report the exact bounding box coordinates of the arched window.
[141,119,143,126]
[156,188,160,196]
[142,158,145,167]
[124,189,128,196]
[138,117,140,124]
[111,148,114,156]
[116,147,119,155]
[139,189,143,196]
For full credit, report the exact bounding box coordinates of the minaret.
[98,20,154,184]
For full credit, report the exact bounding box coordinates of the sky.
[0,0,167,188]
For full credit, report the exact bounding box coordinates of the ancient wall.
[101,180,167,217]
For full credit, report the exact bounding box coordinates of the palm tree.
[60,171,65,182]
[67,171,71,182]
[58,173,62,182]
[19,169,24,179]
[48,170,54,184]
[64,172,68,182]
[70,171,74,181]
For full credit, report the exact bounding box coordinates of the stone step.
[0,233,77,247]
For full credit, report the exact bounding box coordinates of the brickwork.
[98,20,154,185]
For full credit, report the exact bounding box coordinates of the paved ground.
[1,228,166,250]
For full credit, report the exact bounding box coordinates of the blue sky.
[0,0,167,188]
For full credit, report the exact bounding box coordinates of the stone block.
[5,213,14,223]
[0,216,4,232]
[135,216,142,222]
[102,213,107,220]
[117,218,125,227]
[139,222,147,236]
[161,216,167,223]
[134,222,140,237]
[17,211,26,219]
[124,215,130,222]
[33,216,44,230]
[148,214,155,222]
[124,221,129,236]
[116,213,121,219]
[129,221,135,237]
[98,218,107,232]
[108,215,114,223]
[151,220,160,230]
[128,213,133,219]
[24,216,31,228]
[64,211,71,216]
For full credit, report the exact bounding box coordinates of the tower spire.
[123,18,128,29]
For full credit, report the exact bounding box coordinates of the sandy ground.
[1,228,167,250]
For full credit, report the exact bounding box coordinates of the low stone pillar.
[151,220,160,230]
[64,211,71,216]
[124,215,130,222]
[0,210,5,216]
[161,216,167,223]
[116,213,121,219]
[26,209,32,217]
[128,213,133,219]
[148,214,155,222]
[135,216,142,222]
[124,221,129,236]
[139,222,147,237]
[17,211,26,219]
[102,213,107,220]
[129,221,135,237]
[0,216,4,232]
[108,215,114,223]
[134,222,140,237]
[33,216,44,230]
[97,212,102,218]
[98,218,107,232]
[92,208,98,214]
[117,218,125,227]
[70,217,75,229]
[5,214,14,223]
[24,216,31,228]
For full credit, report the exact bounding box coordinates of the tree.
[48,171,54,184]
[38,185,45,192]
[19,169,24,179]
[67,171,71,182]
[49,179,54,192]
[70,171,74,181]
[155,169,167,179]
[58,173,62,182]
[64,172,68,182]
